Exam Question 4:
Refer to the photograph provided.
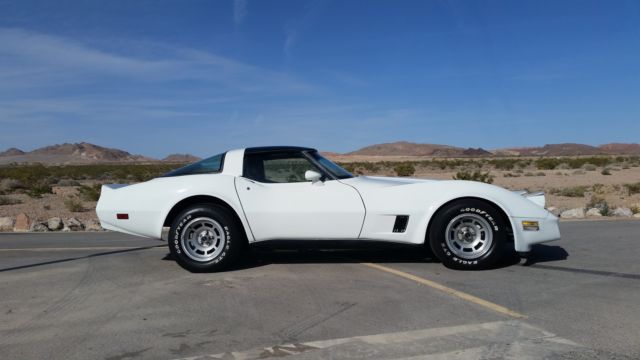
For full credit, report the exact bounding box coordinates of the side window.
[244,152,319,183]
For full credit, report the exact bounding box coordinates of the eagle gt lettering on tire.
[429,199,508,269]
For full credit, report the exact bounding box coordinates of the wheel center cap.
[198,231,214,247]
[458,226,476,243]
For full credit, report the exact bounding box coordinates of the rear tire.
[169,204,244,272]
[429,199,507,270]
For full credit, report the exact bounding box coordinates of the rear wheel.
[429,199,508,270]
[169,204,244,272]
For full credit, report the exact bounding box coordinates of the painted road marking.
[173,320,581,360]
[0,246,165,252]
[362,262,528,319]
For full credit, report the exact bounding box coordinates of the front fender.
[356,180,555,251]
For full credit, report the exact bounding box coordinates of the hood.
[340,176,436,190]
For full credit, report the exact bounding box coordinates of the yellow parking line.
[362,262,527,319]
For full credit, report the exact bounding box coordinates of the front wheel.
[429,199,508,270]
[169,204,244,272]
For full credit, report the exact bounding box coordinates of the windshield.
[162,153,225,177]
[309,151,353,179]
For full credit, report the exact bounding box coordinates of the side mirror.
[305,170,323,183]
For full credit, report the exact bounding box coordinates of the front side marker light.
[522,220,539,231]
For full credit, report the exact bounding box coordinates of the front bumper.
[512,212,561,252]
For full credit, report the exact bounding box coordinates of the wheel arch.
[163,195,250,242]
[425,196,514,245]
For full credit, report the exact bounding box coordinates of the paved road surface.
[1,220,639,359]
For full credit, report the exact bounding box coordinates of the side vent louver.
[393,215,409,233]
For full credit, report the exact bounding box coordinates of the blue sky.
[0,0,638,157]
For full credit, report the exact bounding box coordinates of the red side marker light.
[117,213,129,220]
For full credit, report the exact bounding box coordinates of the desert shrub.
[572,170,585,175]
[453,170,494,184]
[557,186,587,198]
[566,157,610,169]
[503,173,520,178]
[624,182,640,195]
[0,195,22,205]
[340,163,356,173]
[536,172,546,176]
[524,172,535,177]
[630,205,640,215]
[25,181,53,198]
[394,163,415,177]
[64,197,84,212]
[0,178,23,194]
[587,196,610,216]
[362,162,380,172]
[0,163,182,184]
[535,157,613,170]
[56,179,81,187]
[78,184,102,201]
[601,168,611,175]
[489,159,521,170]
[535,158,562,170]
[591,183,605,194]
[582,164,597,171]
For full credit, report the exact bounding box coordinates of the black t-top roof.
[244,146,316,154]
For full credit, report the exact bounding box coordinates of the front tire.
[169,204,244,272]
[429,199,508,270]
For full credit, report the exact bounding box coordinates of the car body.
[96,146,560,270]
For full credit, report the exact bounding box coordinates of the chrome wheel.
[180,217,226,262]
[445,213,494,259]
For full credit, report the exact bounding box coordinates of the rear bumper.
[512,212,561,252]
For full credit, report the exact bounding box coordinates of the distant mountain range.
[348,142,493,157]
[347,141,640,157]
[1,141,639,165]
[0,142,200,165]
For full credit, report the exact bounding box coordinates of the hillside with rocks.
[348,141,492,157]
[162,154,201,163]
[0,142,199,165]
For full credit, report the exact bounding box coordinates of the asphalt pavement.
[1,220,639,359]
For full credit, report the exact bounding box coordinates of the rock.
[0,217,14,231]
[84,219,103,232]
[30,221,50,232]
[585,208,602,217]
[47,217,63,231]
[560,208,585,219]
[546,207,562,217]
[612,207,633,217]
[13,213,30,232]
[63,217,85,231]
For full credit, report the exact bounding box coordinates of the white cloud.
[282,0,327,61]
[233,0,248,25]
[283,27,297,60]
[0,28,312,93]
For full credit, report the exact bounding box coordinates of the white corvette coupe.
[97,146,560,271]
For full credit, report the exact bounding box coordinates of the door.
[235,151,365,241]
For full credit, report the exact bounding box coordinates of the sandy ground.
[0,185,98,223]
